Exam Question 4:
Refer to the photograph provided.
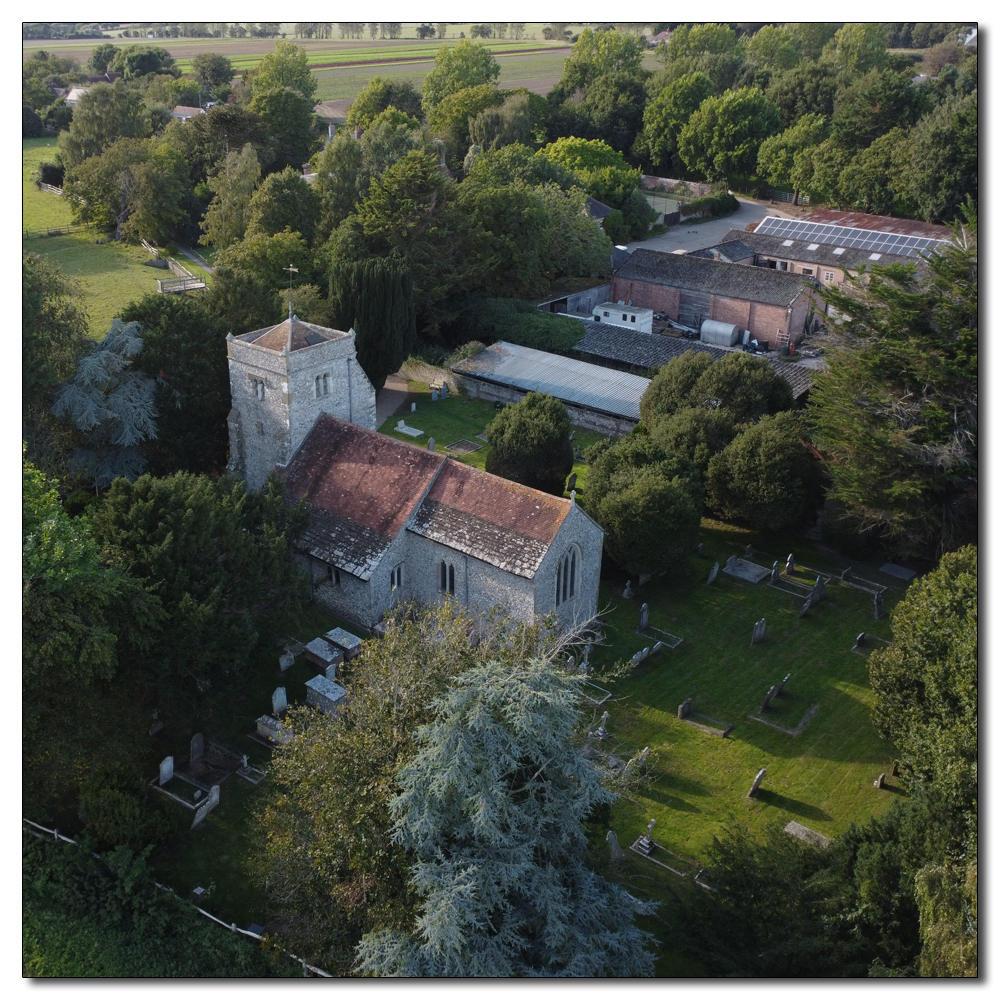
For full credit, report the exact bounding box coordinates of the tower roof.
[236,315,351,353]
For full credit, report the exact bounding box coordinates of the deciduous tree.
[246,165,320,245]
[346,76,423,129]
[199,142,261,249]
[421,40,500,115]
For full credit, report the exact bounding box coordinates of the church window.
[449,564,455,594]
[440,560,455,594]
[325,564,341,586]
[390,564,403,590]
[323,373,330,395]
[315,376,322,397]
[250,376,265,399]
[555,546,579,606]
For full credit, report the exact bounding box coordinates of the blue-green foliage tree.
[355,656,656,977]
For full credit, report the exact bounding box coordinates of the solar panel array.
[754,217,947,258]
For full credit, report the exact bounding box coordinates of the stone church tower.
[226,309,377,490]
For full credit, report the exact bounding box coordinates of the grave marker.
[750,617,766,647]
[623,579,635,599]
[707,561,719,585]
[190,732,204,763]
[678,698,692,719]
[873,772,885,789]
[760,684,779,712]
[776,673,791,696]
[272,687,287,716]
[431,390,438,400]
[567,472,577,491]
[635,818,657,855]
[798,596,814,618]
[695,542,704,557]
[278,651,294,671]
[440,384,447,398]
[606,829,625,862]
[594,711,610,740]
[770,560,780,583]
[748,767,766,798]
[891,762,899,777]
[410,402,416,412]
[744,544,754,559]
[159,756,174,785]
[874,590,885,619]
[427,438,435,452]
[786,553,795,574]
[580,645,591,672]
[855,632,866,647]
[191,783,221,830]
[638,603,649,630]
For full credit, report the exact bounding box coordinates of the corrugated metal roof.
[452,341,649,421]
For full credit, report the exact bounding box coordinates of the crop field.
[22,138,161,337]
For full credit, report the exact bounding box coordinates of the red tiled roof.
[238,317,349,353]
[283,415,443,540]
[797,210,954,241]
[426,460,570,545]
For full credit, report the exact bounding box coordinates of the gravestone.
[191,784,221,830]
[748,767,766,798]
[813,576,826,600]
[428,438,435,452]
[855,632,866,647]
[278,651,294,671]
[725,555,737,571]
[760,684,779,712]
[678,697,692,719]
[567,472,577,491]
[776,673,791,696]
[771,560,780,583]
[873,772,885,789]
[634,746,650,771]
[651,641,665,656]
[606,830,625,863]
[272,687,287,716]
[440,384,447,398]
[635,818,657,855]
[566,656,575,670]
[638,603,649,630]
[695,542,704,557]
[744,544,754,559]
[786,553,795,574]
[191,886,206,904]
[580,645,591,672]
[325,663,339,681]
[241,754,249,769]
[874,590,885,620]
[594,711,610,740]
[190,732,204,763]
[431,390,438,400]
[707,561,719,585]
[750,617,766,647]
[891,762,899,777]
[410,402,416,412]
[396,419,405,430]
[623,579,635,599]
[159,756,174,786]
[149,709,163,736]
[798,596,814,618]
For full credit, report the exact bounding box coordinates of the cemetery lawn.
[376,383,605,493]
[580,517,901,872]
[23,138,162,338]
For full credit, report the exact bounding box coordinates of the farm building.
[450,341,649,436]
[610,249,816,350]
[591,302,654,333]
[573,321,817,402]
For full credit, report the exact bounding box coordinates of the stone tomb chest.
[325,628,363,660]
[303,637,344,672]
[305,674,349,717]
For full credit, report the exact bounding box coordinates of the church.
[226,312,604,633]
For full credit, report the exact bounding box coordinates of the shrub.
[679,191,739,220]
[602,209,629,244]
[446,298,584,353]
[485,392,574,495]
[38,161,65,187]
[23,105,45,138]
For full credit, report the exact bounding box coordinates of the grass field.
[23,138,162,338]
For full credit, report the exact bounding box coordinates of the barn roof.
[712,228,915,270]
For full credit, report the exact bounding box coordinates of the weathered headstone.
[580,644,591,672]
[241,754,249,769]
[855,632,866,647]
[623,579,635,599]
[798,596,814,618]
[159,756,174,785]
[324,662,338,681]
[750,617,766,647]
[149,708,163,736]
[771,560,780,583]
[744,544,754,559]
[606,829,625,862]
[760,684,779,712]
[190,732,204,763]
[874,590,885,619]
[567,472,577,491]
[695,542,704,557]
[748,767,766,798]
[891,762,899,777]
[707,561,720,585]
[272,687,287,716]
[873,772,885,789]
[786,553,795,575]
[638,603,649,630]
[813,576,827,600]
[191,784,221,830]
[776,672,791,696]
[410,402,416,412]
[635,746,650,770]
[638,573,651,586]
[678,697,692,719]
[278,651,294,671]
[725,555,737,571]
[651,641,665,656]
[431,390,438,400]
[594,711,610,741]
[396,419,405,430]
[636,817,657,855]
[440,383,447,398]
[427,438,435,452]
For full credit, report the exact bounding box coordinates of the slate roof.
[688,238,755,263]
[573,320,816,401]
[613,249,813,307]
[237,315,351,353]
[586,196,613,220]
[282,415,443,579]
[723,228,915,270]
[282,414,575,581]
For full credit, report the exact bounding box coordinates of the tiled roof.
[282,415,575,580]
[721,228,914,270]
[281,415,443,579]
[688,239,755,262]
[794,210,953,240]
[614,249,813,307]
[171,105,205,117]
[237,315,350,353]
[573,321,816,400]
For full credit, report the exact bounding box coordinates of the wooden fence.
[22,223,94,239]
[38,182,63,195]
[22,818,332,977]
[158,276,206,294]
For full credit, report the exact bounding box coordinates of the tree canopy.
[485,392,574,495]
[421,40,500,115]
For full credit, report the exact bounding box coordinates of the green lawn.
[23,138,162,338]
[376,382,606,492]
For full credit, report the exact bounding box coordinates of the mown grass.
[376,383,606,492]
[23,138,162,338]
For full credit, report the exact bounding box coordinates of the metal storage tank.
[700,320,741,347]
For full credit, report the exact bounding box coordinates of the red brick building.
[611,249,816,349]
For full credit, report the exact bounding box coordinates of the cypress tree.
[329,257,416,391]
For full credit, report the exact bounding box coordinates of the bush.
[446,298,584,353]
[485,392,574,495]
[586,434,703,576]
[23,105,45,138]
[679,191,739,220]
[38,161,65,187]
[602,209,629,244]
[705,412,820,531]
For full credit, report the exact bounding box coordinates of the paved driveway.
[627,197,787,255]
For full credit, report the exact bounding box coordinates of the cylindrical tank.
[699,320,741,347]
